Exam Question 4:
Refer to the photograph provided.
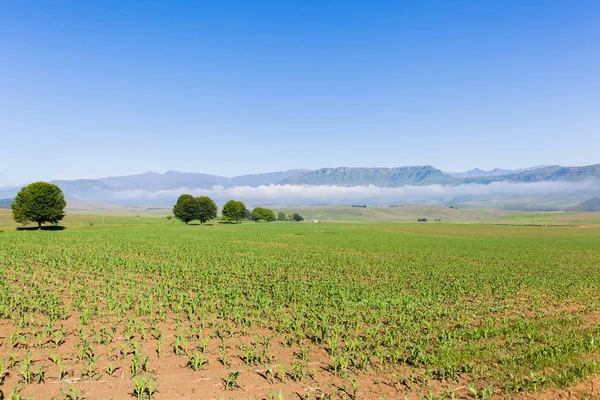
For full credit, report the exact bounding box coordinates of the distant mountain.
[465,164,600,184]
[97,171,228,191]
[446,165,550,178]
[279,164,600,187]
[281,166,461,187]
[7,164,598,196]
[5,164,600,210]
[51,169,311,194]
[229,170,311,187]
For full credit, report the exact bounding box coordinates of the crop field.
[1,213,600,399]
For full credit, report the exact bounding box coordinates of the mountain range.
[280,164,600,187]
[1,164,598,195]
[1,163,599,210]
[446,166,550,178]
[51,169,310,195]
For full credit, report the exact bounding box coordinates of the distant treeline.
[173,194,304,224]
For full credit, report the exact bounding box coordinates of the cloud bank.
[109,179,600,206]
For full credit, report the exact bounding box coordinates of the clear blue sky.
[1,1,599,185]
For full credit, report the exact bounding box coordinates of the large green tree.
[173,194,200,224]
[11,182,66,229]
[222,200,246,223]
[195,196,218,224]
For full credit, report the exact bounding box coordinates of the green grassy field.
[271,205,519,223]
[272,206,600,225]
[1,211,600,399]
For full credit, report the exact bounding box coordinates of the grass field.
[1,210,600,399]
[271,205,518,224]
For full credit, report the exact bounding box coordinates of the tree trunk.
[38,221,42,230]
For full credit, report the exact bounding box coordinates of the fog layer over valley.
[64,180,600,209]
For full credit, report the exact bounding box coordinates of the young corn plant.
[223,370,242,391]
[60,384,82,400]
[20,353,33,384]
[187,352,208,371]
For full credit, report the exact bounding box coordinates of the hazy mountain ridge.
[464,164,600,184]
[281,164,600,187]
[446,165,550,178]
[18,163,600,194]
[281,166,461,186]
[1,164,598,211]
[49,169,311,194]
[568,198,600,212]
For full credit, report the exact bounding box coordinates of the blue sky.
[1,1,599,185]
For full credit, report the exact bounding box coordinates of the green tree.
[173,194,200,224]
[250,207,276,222]
[291,213,304,222]
[236,201,247,221]
[277,212,286,221]
[263,208,276,222]
[195,196,218,224]
[250,208,262,221]
[11,182,66,229]
[222,200,246,223]
[243,208,252,220]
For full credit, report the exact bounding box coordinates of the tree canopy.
[173,194,201,224]
[290,213,304,222]
[11,182,66,229]
[222,200,246,223]
[250,207,276,222]
[173,194,218,224]
[196,196,218,224]
[277,212,286,221]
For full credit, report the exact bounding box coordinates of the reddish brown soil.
[1,311,414,400]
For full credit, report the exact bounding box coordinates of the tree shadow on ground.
[17,225,66,231]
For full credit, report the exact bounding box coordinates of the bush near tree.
[250,207,276,222]
[277,212,286,221]
[11,182,67,229]
[290,213,304,222]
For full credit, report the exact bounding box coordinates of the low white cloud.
[109,180,600,206]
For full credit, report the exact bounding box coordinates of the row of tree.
[173,194,303,224]
[10,184,304,228]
